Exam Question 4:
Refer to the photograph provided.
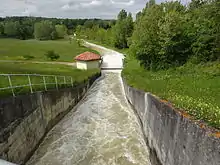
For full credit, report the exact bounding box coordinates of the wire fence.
[0,74,74,97]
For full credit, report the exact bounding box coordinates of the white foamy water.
[26,43,151,165]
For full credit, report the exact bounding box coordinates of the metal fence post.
[55,76,58,89]
[7,75,15,97]
[43,76,47,91]
[28,75,33,93]
[71,77,73,87]
[64,76,66,86]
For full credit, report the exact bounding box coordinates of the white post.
[43,76,47,91]
[71,77,73,87]
[55,76,58,89]
[28,75,33,93]
[7,75,15,97]
[64,76,66,85]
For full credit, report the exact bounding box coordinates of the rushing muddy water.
[26,44,151,165]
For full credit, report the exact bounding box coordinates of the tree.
[187,0,220,63]
[145,0,156,8]
[0,23,4,36]
[126,13,134,38]
[45,50,60,61]
[4,21,20,37]
[158,10,190,68]
[84,20,95,29]
[34,20,54,40]
[117,9,127,21]
[113,10,134,49]
[136,11,142,21]
[55,25,67,38]
[189,0,206,10]
[130,4,164,70]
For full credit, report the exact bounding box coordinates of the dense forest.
[78,0,220,70]
[0,16,115,40]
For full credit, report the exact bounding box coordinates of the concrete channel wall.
[123,79,220,165]
[0,73,100,165]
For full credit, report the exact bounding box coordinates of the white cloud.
[81,0,103,7]
[0,0,191,19]
[110,0,135,6]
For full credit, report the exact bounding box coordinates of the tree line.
[0,16,115,40]
[78,0,220,70]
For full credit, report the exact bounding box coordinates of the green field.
[122,53,220,129]
[0,62,99,97]
[0,38,97,62]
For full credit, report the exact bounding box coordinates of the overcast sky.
[0,0,190,19]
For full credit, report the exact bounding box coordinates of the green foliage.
[4,21,20,37]
[77,39,84,47]
[77,26,114,47]
[0,16,114,40]
[117,9,128,20]
[130,0,219,70]
[22,54,35,60]
[189,0,207,10]
[130,4,164,69]
[55,24,67,39]
[158,10,190,69]
[113,10,134,49]
[34,21,55,40]
[187,1,220,63]
[45,50,60,61]
[0,23,4,35]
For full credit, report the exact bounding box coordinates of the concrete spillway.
[26,43,151,165]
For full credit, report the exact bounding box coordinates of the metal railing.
[0,74,74,97]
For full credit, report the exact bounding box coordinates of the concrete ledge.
[122,78,220,165]
[0,73,101,164]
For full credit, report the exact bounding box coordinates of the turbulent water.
[27,44,151,165]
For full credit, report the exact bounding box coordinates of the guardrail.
[0,74,74,97]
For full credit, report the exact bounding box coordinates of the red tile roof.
[75,52,101,61]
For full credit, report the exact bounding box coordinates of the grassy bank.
[122,53,220,129]
[0,62,99,97]
[0,38,97,62]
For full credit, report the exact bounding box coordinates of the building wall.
[0,73,101,164]
[86,60,100,69]
[76,61,100,70]
[76,61,87,70]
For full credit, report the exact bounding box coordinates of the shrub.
[77,39,84,47]
[45,50,60,61]
[23,55,35,60]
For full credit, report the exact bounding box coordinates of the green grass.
[0,38,98,62]
[122,54,220,129]
[0,62,100,97]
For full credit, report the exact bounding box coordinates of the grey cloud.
[0,0,190,19]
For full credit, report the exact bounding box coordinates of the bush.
[45,50,60,61]
[23,54,35,60]
[77,39,84,47]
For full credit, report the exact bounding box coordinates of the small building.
[75,52,102,70]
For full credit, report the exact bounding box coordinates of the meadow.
[0,38,97,62]
[122,53,220,129]
[0,38,100,97]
